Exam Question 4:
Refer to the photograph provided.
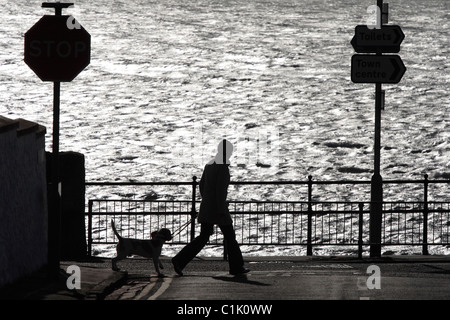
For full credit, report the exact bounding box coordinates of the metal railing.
[85,175,450,257]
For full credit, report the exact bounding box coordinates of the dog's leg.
[112,243,126,271]
[112,257,120,271]
[153,257,164,278]
[112,254,127,271]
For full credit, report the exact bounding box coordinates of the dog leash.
[172,218,193,237]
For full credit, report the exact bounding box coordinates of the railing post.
[191,176,197,242]
[88,200,93,257]
[358,202,364,259]
[422,174,429,255]
[307,175,313,256]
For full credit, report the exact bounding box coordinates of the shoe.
[230,268,250,276]
[171,258,184,276]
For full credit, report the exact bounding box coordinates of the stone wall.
[0,116,47,288]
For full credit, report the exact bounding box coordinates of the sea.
[0,0,448,256]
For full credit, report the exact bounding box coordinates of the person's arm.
[199,171,205,198]
[216,165,230,213]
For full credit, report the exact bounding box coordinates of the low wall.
[0,116,47,288]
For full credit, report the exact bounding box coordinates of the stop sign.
[25,15,90,82]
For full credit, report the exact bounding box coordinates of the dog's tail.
[111,219,122,240]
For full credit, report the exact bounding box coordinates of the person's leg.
[219,224,246,274]
[172,223,214,273]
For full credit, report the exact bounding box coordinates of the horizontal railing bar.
[88,199,450,205]
[88,241,450,246]
[87,210,449,216]
[89,212,193,216]
[88,211,360,215]
[85,181,193,186]
[89,199,193,203]
[382,242,450,245]
[384,179,449,184]
[91,241,190,245]
[85,179,450,186]
[229,200,366,204]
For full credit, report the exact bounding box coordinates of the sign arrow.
[351,54,406,84]
[389,57,402,81]
[351,25,404,53]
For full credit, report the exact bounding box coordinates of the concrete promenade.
[1,255,450,301]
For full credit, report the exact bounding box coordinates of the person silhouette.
[172,139,249,276]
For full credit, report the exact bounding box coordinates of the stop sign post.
[24,2,90,277]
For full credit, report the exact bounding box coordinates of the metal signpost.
[24,2,90,277]
[351,0,406,257]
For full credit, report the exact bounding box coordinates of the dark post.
[307,175,313,256]
[88,200,93,257]
[222,139,228,259]
[48,80,62,277]
[422,174,429,255]
[43,1,73,278]
[59,152,87,259]
[369,0,384,258]
[358,203,364,259]
[191,176,197,242]
[43,1,73,280]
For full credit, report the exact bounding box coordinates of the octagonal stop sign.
[25,15,90,82]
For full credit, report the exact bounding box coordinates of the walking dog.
[111,220,172,277]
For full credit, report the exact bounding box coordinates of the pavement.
[1,254,450,301]
[0,257,127,300]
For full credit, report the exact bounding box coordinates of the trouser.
[173,223,244,273]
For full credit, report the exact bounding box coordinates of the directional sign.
[25,15,90,82]
[351,54,406,84]
[351,25,404,53]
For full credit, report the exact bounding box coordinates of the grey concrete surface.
[1,255,450,301]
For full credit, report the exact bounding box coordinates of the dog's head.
[153,228,172,241]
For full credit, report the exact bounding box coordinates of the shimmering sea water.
[1,0,448,256]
